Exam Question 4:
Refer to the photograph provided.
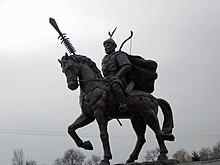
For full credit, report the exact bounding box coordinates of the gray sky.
[0,0,220,164]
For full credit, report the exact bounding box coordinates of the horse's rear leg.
[68,113,95,150]
[143,109,168,160]
[126,118,146,163]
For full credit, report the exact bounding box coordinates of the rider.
[102,37,131,112]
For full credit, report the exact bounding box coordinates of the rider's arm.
[116,64,131,78]
[116,51,131,78]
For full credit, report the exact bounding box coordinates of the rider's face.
[104,43,116,54]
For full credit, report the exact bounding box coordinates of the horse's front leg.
[68,113,95,150]
[94,109,112,165]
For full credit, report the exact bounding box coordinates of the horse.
[58,53,174,165]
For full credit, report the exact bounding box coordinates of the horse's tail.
[157,98,175,141]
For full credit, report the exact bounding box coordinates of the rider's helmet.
[103,38,117,48]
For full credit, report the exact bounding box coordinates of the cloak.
[126,55,158,93]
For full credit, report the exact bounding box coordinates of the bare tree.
[84,155,101,165]
[25,160,37,165]
[199,147,213,161]
[172,149,191,163]
[144,147,160,162]
[12,148,39,165]
[199,141,220,161]
[12,148,25,165]
[53,158,63,165]
[212,141,220,159]
[53,148,86,165]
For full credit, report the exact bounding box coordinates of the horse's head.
[58,53,80,91]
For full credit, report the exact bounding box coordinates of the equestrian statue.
[49,18,175,165]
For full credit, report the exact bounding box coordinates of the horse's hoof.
[82,140,93,150]
[162,133,175,141]
[126,158,135,164]
[157,154,168,161]
[100,159,110,165]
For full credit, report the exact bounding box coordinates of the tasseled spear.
[49,17,76,55]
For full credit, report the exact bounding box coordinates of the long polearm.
[49,17,76,55]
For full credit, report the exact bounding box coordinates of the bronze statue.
[50,18,175,165]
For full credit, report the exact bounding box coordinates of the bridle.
[77,79,101,83]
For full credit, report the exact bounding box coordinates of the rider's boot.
[112,87,128,112]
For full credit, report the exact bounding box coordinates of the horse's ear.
[64,52,69,59]
[58,59,62,64]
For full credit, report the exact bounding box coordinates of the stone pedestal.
[114,159,179,165]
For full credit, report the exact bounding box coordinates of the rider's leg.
[111,82,128,112]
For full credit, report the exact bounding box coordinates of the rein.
[77,79,101,83]
[76,78,102,97]
[78,79,105,100]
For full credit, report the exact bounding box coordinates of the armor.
[102,39,131,112]
[102,51,130,76]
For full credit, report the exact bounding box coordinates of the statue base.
[114,159,179,165]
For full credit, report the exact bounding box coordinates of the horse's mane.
[70,55,103,78]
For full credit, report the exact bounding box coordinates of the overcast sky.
[0,0,220,164]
